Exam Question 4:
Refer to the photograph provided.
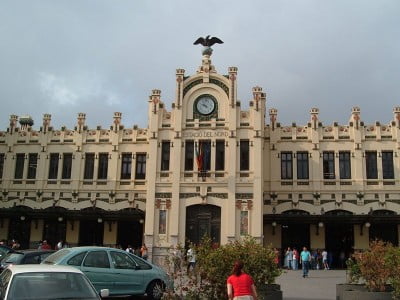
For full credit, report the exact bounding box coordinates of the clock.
[196,95,216,115]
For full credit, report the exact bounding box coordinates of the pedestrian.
[339,251,346,269]
[300,246,311,278]
[126,245,134,254]
[56,240,64,250]
[287,247,293,270]
[227,260,258,300]
[41,240,51,250]
[141,243,148,260]
[322,249,329,270]
[284,247,290,269]
[186,246,196,273]
[292,248,299,270]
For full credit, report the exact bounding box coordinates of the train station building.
[0,48,399,266]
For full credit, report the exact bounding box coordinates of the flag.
[195,141,203,171]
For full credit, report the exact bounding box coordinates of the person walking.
[292,248,299,270]
[322,249,329,270]
[227,261,258,300]
[300,246,311,278]
[140,243,148,260]
[186,246,196,273]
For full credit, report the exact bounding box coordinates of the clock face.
[196,95,215,115]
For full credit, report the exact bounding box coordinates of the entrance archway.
[186,204,221,246]
[325,210,354,269]
[369,210,398,246]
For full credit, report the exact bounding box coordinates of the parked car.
[0,246,13,262]
[0,249,55,271]
[42,246,171,299]
[0,264,109,299]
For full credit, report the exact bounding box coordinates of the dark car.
[0,249,55,271]
[0,246,13,262]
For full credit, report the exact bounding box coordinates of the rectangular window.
[48,153,59,179]
[0,153,4,179]
[97,153,109,180]
[365,151,378,179]
[296,152,309,180]
[27,153,38,179]
[382,151,394,179]
[135,153,147,179]
[215,140,225,171]
[161,141,170,171]
[62,153,72,179]
[339,151,351,179]
[240,140,249,171]
[281,152,293,180]
[323,151,335,179]
[14,153,25,179]
[120,153,132,180]
[83,153,95,180]
[159,210,166,234]
[184,141,194,171]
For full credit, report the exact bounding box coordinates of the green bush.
[347,240,400,299]
[163,236,281,299]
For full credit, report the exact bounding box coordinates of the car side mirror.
[100,289,109,298]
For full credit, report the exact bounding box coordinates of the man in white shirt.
[322,249,329,270]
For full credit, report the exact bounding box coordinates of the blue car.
[42,246,171,299]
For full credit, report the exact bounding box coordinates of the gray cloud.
[0,0,399,130]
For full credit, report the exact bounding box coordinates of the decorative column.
[228,67,238,108]
[269,109,278,131]
[175,69,185,109]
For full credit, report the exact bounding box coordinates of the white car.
[0,264,109,300]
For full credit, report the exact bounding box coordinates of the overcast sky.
[1,0,399,130]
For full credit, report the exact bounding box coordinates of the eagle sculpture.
[193,35,224,47]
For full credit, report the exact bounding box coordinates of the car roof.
[8,249,55,255]
[7,264,84,274]
[66,246,120,251]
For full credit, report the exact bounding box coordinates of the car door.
[80,250,115,293]
[109,250,144,295]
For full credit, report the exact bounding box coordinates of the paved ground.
[276,269,347,300]
[109,269,347,300]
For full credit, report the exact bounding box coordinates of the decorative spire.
[9,115,18,134]
[77,113,86,133]
[310,108,319,130]
[42,114,51,133]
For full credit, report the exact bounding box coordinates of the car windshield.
[42,248,71,264]
[8,272,99,299]
[3,253,23,263]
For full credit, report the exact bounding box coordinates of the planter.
[336,283,393,300]
[258,283,282,300]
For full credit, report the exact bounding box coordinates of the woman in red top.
[227,261,258,300]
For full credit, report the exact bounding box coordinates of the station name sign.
[182,130,229,138]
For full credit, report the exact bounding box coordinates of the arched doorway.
[78,208,104,246]
[325,210,354,269]
[8,216,31,249]
[186,204,221,246]
[369,210,399,246]
[281,210,310,264]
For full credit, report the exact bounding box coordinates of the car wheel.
[146,280,164,300]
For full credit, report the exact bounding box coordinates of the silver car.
[0,264,109,300]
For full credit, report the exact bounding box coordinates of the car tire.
[146,280,164,300]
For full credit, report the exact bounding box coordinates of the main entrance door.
[186,205,221,246]
[324,210,354,269]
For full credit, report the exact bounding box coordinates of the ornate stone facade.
[0,52,399,267]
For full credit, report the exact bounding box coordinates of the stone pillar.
[42,113,51,133]
[8,115,18,134]
[76,113,86,133]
